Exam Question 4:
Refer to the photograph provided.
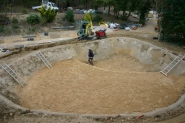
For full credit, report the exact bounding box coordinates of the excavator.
[77,20,107,40]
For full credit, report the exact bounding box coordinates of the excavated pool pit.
[0,37,185,119]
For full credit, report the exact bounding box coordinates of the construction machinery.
[77,20,106,40]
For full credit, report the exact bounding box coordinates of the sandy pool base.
[17,55,185,114]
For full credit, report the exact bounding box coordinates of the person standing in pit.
[88,49,94,65]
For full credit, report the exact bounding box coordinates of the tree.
[103,0,114,15]
[39,6,57,23]
[64,10,74,23]
[84,12,92,21]
[160,0,185,46]
[80,0,89,9]
[112,0,123,19]
[125,0,141,20]
[112,0,150,22]
[93,0,103,11]
[137,0,151,25]
[0,0,13,13]
[55,0,72,10]
[116,0,129,20]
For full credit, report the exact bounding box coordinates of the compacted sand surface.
[17,56,185,114]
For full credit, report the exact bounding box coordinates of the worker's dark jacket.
[89,50,94,57]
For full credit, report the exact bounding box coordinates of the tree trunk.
[12,0,14,6]
[116,11,120,19]
[1,0,7,8]
[91,0,94,8]
[108,6,110,15]
[126,11,131,20]
[122,11,125,16]
[113,7,115,16]
[67,1,70,7]
[85,0,87,9]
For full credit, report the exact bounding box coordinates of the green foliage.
[0,14,9,25]
[120,15,127,20]
[55,0,73,9]
[80,0,90,9]
[22,8,27,14]
[40,18,47,24]
[110,0,151,21]
[64,10,74,23]
[137,0,151,25]
[22,0,32,7]
[29,27,36,32]
[84,13,92,21]
[93,15,103,22]
[39,6,57,23]
[0,26,5,33]
[161,0,185,46]
[12,17,18,24]
[26,14,40,25]
[12,24,19,30]
[93,0,103,10]
[103,0,115,15]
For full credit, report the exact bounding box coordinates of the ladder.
[37,51,52,69]
[161,53,184,76]
[1,63,27,87]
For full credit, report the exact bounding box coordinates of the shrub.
[12,24,19,30]
[0,14,9,25]
[120,15,127,20]
[64,10,74,23]
[26,14,40,25]
[93,14,103,22]
[22,8,27,14]
[40,18,47,24]
[84,13,92,21]
[39,6,57,23]
[0,26,4,33]
[29,27,36,32]
[12,17,18,24]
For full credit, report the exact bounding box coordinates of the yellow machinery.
[99,22,109,27]
[85,21,94,35]
[77,20,107,40]
[77,20,94,40]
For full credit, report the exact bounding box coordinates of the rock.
[44,32,48,36]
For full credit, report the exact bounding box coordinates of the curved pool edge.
[0,37,185,119]
[0,94,185,119]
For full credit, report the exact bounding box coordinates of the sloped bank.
[0,37,185,119]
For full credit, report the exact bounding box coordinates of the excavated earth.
[0,19,185,123]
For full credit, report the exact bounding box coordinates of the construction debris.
[44,32,48,36]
